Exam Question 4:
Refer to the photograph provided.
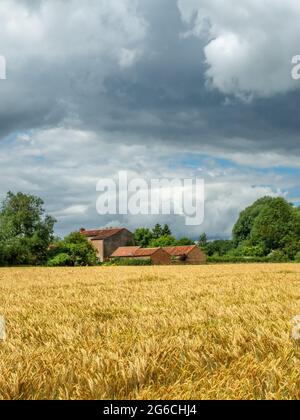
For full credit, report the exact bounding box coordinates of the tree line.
[200,197,300,262]
[0,192,299,266]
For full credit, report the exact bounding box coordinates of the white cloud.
[178,0,300,98]
[0,0,147,68]
[0,127,291,238]
[194,143,300,169]
[54,205,89,218]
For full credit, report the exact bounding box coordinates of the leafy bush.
[208,252,294,264]
[47,232,98,267]
[266,250,289,262]
[112,258,152,266]
[295,252,300,262]
[208,255,267,264]
[47,253,71,267]
[230,243,265,258]
[205,240,235,257]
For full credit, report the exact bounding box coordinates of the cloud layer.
[0,127,292,238]
[0,0,299,238]
[178,0,300,99]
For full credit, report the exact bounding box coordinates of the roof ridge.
[81,227,129,240]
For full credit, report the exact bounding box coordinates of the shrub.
[208,255,266,264]
[112,258,152,266]
[207,250,295,264]
[266,250,289,262]
[47,253,71,267]
[47,232,98,266]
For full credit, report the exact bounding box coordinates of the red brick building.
[111,247,171,265]
[80,227,206,265]
[80,228,135,262]
[164,245,207,265]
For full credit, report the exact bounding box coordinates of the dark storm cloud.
[0,0,299,157]
[0,0,299,238]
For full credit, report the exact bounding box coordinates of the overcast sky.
[0,0,299,239]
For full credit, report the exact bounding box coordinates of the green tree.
[162,224,172,237]
[134,228,153,248]
[48,232,98,267]
[230,242,265,257]
[177,237,195,246]
[233,197,274,246]
[199,233,208,251]
[232,197,299,259]
[0,192,56,265]
[250,198,297,255]
[152,224,163,239]
[149,235,177,248]
[206,240,234,257]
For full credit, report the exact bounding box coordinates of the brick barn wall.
[103,230,135,260]
[151,250,171,265]
[186,248,207,265]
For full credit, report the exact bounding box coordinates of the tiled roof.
[81,228,126,240]
[111,247,163,258]
[111,247,141,258]
[134,248,162,257]
[164,245,197,256]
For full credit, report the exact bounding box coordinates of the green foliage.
[198,233,208,251]
[135,224,193,249]
[48,232,98,266]
[149,235,177,248]
[207,254,290,264]
[233,197,300,260]
[150,235,194,247]
[207,255,267,264]
[250,198,295,253]
[266,250,289,262]
[152,224,164,239]
[134,228,153,248]
[282,237,300,261]
[206,240,234,257]
[1,190,298,266]
[0,192,56,265]
[112,258,152,266]
[47,253,72,267]
[233,197,274,245]
[203,198,299,262]
[230,242,265,258]
[176,237,195,246]
[162,224,172,236]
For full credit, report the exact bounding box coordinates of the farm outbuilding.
[80,227,206,265]
[111,247,171,265]
[80,228,135,262]
[164,245,207,265]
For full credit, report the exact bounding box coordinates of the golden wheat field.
[0,264,300,400]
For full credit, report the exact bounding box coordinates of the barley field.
[0,264,300,400]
